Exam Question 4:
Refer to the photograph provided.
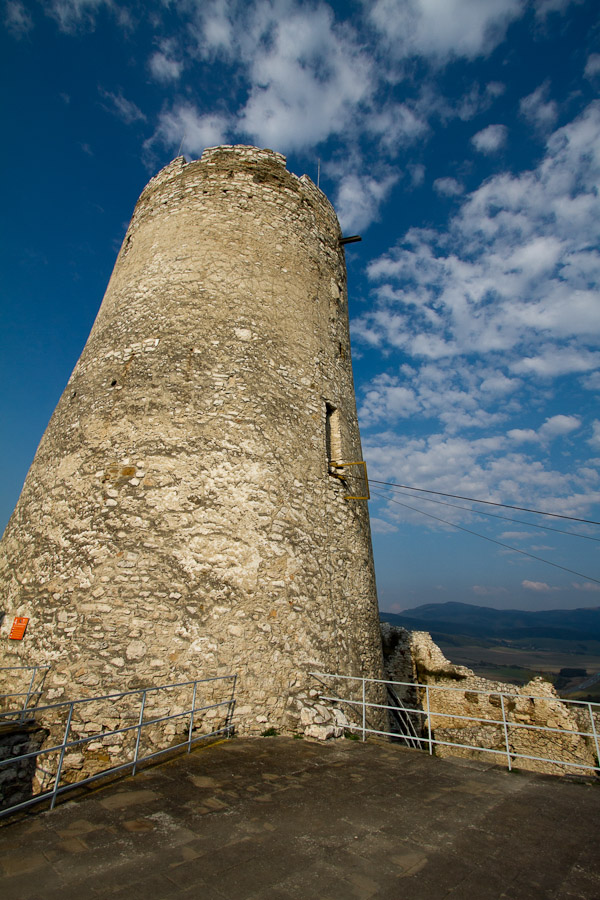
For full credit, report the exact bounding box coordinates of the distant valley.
[381,602,600,699]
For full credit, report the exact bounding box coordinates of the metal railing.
[0,675,236,818]
[0,665,51,723]
[311,672,600,776]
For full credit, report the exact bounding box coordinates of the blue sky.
[1,0,599,613]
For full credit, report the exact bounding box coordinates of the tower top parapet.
[137,145,337,237]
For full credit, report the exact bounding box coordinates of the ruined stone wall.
[0,146,383,747]
[382,625,598,777]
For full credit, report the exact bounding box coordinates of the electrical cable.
[369,488,600,586]
[368,480,600,526]
[369,483,600,542]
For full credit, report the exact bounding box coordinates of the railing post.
[132,690,147,776]
[50,702,74,810]
[226,674,237,736]
[425,686,432,755]
[588,702,599,769]
[362,677,366,742]
[20,667,37,723]
[188,681,198,752]
[500,693,512,771]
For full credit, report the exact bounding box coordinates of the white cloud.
[519,82,558,130]
[367,104,429,151]
[190,0,235,59]
[589,420,600,450]
[238,3,373,152]
[370,517,399,534]
[471,123,507,153]
[335,173,399,232]
[5,0,32,36]
[367,0,524,63]
[100,89,146,125]
[149,41,184,83]
[585,54,600,79]
[408,164,426,187]
[357,360,518,430]
[581,371,600,391]
[148,104,230,157]
[433,176,464,197]
[363,422,600,529]
[507,415,581,444]
[506,428,538,444]
[511,348,600,377]
[150,1,376,157]
[48,0,113,32]
[522,580,560,591]
[414,81,507,126]
[539,414,581,438]
[359,102,600,370]
[572,581,600,592]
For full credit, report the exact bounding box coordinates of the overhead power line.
[368,480,600,526]
[371,484,600,542]
[369,489,600,585]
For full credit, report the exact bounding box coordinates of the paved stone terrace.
[1,737,599,899]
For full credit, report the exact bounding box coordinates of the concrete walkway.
[1,737,598,899]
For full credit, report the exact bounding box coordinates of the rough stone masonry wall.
[0,147,383,763]
[382,625,598,777]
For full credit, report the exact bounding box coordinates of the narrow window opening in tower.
[325,402,343,474]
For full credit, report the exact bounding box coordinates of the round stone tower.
[0,146,383,734]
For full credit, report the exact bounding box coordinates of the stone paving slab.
[1,737,599,899]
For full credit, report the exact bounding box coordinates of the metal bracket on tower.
[331,461,370,500]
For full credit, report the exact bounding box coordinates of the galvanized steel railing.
[0,665,51,723]
[311,672,600,776]
[0,675,236,818]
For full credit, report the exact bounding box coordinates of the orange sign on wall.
[9,617,29,640]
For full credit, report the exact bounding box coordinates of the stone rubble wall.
[381,624,598,777]
[0,146,383,776]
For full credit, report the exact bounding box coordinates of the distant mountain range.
[380,602,600,643]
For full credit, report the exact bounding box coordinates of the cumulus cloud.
[585,54,600,79]
[370,517,399,534]
[589,420,600,450]
[149,0,376,157]
[360,420,600,530]
[433,176,464,197]
[519,82,558,130]
[360,102,600,366]
[149,41,184,83]
[238,3,373,152]
[5,0,32,36]
[522,580,560,591]
[471,123,507,153]
[367,0,524,63]
[367,103,429,151]
[148,104,230,157]
[507,415,581,444]
[357,361,516,430]
[189,0,235,59]
[408,164,426,187]
[356,100,600,531]
[335,172,399,232]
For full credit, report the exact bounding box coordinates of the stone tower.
[0,146,383,734]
